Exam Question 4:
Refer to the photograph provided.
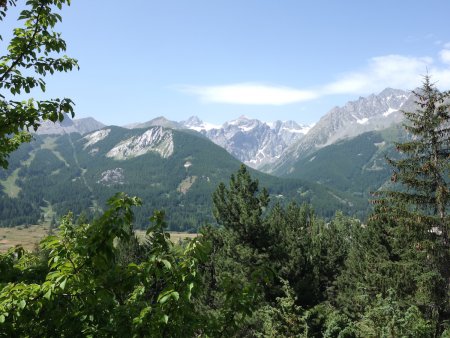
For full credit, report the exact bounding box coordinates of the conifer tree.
[384,75,449,245]
[212,164,270,249]
[371,76,450,333]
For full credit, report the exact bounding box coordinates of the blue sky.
[4,1,450,125]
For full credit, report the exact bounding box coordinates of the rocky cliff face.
[83,129,111,149]
[105,127,174,160]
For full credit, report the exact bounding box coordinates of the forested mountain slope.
[280,126,406,218]
[0,126,356,230]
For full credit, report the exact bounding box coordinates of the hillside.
[280,125,407,217]
[0,126,355,230]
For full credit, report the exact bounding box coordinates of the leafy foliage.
[0,0,78,168]
[1,159,450,336]
[196,165,360,336]
[0,193,207,337]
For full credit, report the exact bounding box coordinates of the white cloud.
[439,49,450,64]
[181,83,319,105]
[323,55,432,95]
[180,51,450,106]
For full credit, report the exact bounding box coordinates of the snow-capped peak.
[181,116,220,131]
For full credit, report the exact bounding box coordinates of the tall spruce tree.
[384,75,449,245]
[372,76,450,334]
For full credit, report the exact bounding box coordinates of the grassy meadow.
[0,225,51,252]
[0,225,197,252]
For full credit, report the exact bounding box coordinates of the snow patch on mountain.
[181,116,219,131]
[282,125,312,134]
[356,117,369,125]
[374,141,386,148]
[106,127,174,160]
[383,107,398,117]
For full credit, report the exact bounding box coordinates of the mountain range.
[33,87,412,176]
[182,116,312,169]
[128,115,311,169]
[124,88,412,175]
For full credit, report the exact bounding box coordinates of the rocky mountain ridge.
[35,115,106,135]
[183,115,311,169]
[267,88,414,175]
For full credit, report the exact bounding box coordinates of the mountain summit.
[35,114,105,135]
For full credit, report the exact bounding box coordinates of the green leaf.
[158,294,170,304]
[44,289,52,300]
[162,314,169,324]
[187,282,194,300]
[161,259,171,269]
[60,278,67,290]
[158,290,179,304]
[0,315,5,323]
[19,299,26,309]
[172,291,179,301]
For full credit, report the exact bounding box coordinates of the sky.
[3,1,450,126]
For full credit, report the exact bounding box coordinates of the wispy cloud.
[180,83,318,105]
[180,50,450,106]
[323,55,433,95]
